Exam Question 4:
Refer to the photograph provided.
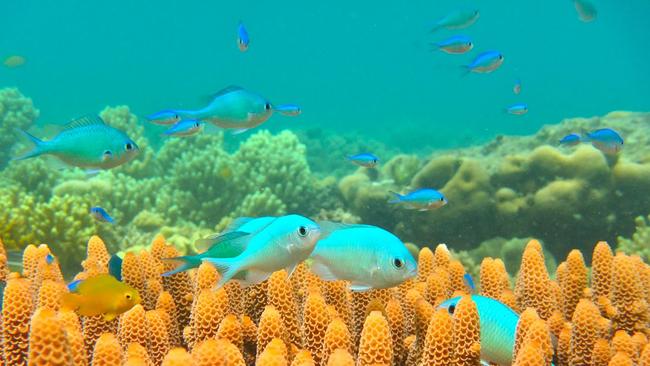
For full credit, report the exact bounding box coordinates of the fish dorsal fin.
[224,217,259,232]
[212,85,243,99]
[195,230,251,252]
[63,115,106,130]
[316,220,374,239]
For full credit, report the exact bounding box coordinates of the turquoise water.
[1,0,648,151]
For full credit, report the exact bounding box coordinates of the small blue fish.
[90,206,114,224]
[513,79,522,95]
[438,295,519,365]
[434,35,473,54]
[237,21,250,52]
[309,222,417,291]
[389,188,447,211]
[559,133,582,146]
[45,253,55,265]
[347,153,379,168]
[585,128,623,155]
[146,110,181,125]
[162,119,204,137]
[463,51,504,74]
[274,104,301,117]
[505,103,528,115]
[464,273,476,293]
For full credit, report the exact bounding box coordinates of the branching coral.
[0,88,39,168]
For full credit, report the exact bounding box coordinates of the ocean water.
[1,0,649,152]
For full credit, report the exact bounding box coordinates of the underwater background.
[1,0,650,276]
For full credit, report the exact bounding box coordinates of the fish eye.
[498,55,504,59]
[265,102,271,110]
[195,122,200,128]
[298,226,308,237]
[448,304,456,314]
[125,293,132,300]
[440,197,445,201]
[372,159,377,164]
[393,258,403,269]
[125,142,134,151]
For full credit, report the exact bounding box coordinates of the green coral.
[617,214,650,261]
[0,88,39,168]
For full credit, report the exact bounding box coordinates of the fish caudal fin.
[161,255,202,277]
[61,293,82,311]
[13,129,45,161]
[202,257,239,288]
[388,191,403,204]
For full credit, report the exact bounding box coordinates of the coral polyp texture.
[0,235,648,366]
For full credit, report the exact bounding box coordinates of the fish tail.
[388,191,403,204]
[13,129,45,160]
[459,65,471,77]
[202,257,239,288]
[161,255,202,277]
[61,293,82,311]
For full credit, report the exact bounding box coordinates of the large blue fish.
[389,188,447,211]
[463,51,504,74]
[438,295,518,366]
[309,222,417,291]
[585,128,623,155]
[14,115,139,171]
[202,214,322,288]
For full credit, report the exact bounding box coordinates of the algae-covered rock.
[0,88,39,168]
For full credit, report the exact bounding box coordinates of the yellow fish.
[61,274,141,321]
[3,55,26,68]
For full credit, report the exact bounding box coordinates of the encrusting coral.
[2,227,650,365]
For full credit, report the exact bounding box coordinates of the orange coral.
[35,279,67,311]
[258,305,287,359]
[451,295,481,366]
[592,338,612,366]
[357,311,393,366]
[117,304,147,351]
[608,351,634,366]
[559,250,588,320]
[513,308,540,359]
[161,347,192,366]
[216,314,243,351]
[160,245,193,327]
[640,343,650,366]
[124,343,152,366]
[521,319,553,365]
[325,348,354,366]
[224,281,244,316]
[267,270,302,348]
[144,278,164,311]
[194,262,219,294]
[612,330,636,361]
[188,288,228,348]
[122,252,145,296]
[63,322,88,366]
[322,318,352,365]
[421,308,454,366]
[384,298,405,365]
[425,268,451,306]
[480,257,506,299]
[592,241,613,300]
[515,240,558,320]
[244,281,268,324]
[257,338,288,366]
[85,235,110,270]
[155,291,181,347]
[557,324,572,366]
[91,333,123,366]
[302,291,330,365]
[321,280,352,332]
[191,339,245,366]
[2,276,33,365]
[433,243,451,269]
[512,340,545,366]
[611,253,648,333]
[290,350,315,366]
[569,298,603,366]
[417,247,434,282]
[27,308,74,366]
[448,260,468,294]
[146,309,171,366]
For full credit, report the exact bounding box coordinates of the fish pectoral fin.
[238,268,272,288]
[85,169,101,177]
[285,264,297,278]
[310,260,338,282]
[103,313,117,322]
[349,283,373,292]
[231,128,250,135]
[202,257,239,288]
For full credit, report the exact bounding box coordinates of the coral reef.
[0,88,39,168]
[0,234,648,366]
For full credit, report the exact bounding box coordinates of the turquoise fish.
[438,295,518,366]
[389,188,447,211]
[238,21,250,51]
[559,133,581,146]
[90,206,114,224]
[431,9,480,32]
[202,214,321,288]
[347,153,379,168]
[14,115,139,171]
[574,0,597,22]
[160,86,278,134]
[309,222,417,291]
[274,104,301,116]
[434,35,473,54]
[162,119,204,137]
[464,51,504,74]
[146,110,181,125]
[585,128,623,155]
[506,103,528,115]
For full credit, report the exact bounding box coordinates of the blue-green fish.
[159,86,282,134]
[389,188,447,211]
[347,153,379,168]
[162,119,204,137]
[274,104,301,116]
[505,103,528,115]
[90,206,114,224]
[14,115,139,170]
[559,133,581,146]
[464,51,505,74]
[438,295,518,366]
[434,35,473,54]
[431,9,480,32]
[586,128,623,155]
[309,222,417,291]
[146,110,181,125]
[202,214,322,288]
[237,21,250,52]
[574,0,597,22]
